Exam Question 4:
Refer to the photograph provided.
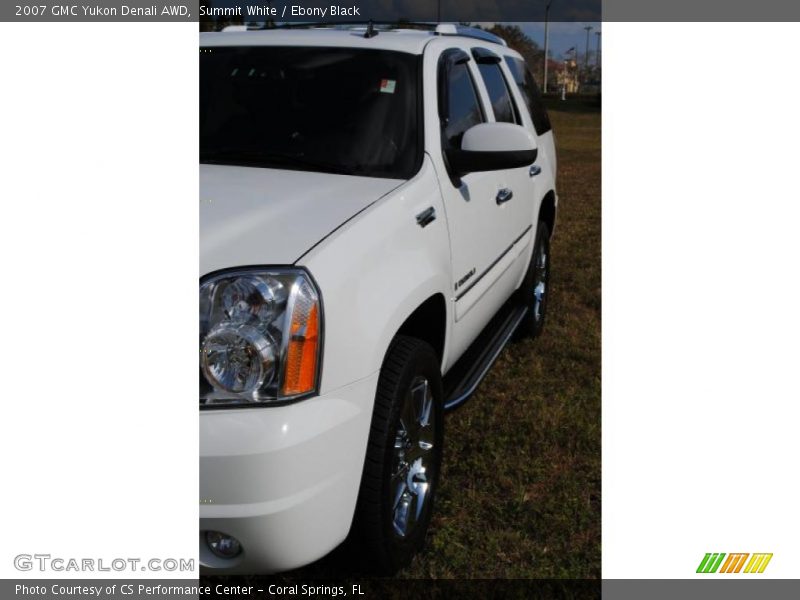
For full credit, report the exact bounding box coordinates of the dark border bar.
[4,1,600,23]
[0,0,601,23]
[6,579,800,599]
[8,0,800,23]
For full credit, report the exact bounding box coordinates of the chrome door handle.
[529,165,542,177]
[496,188,513,205]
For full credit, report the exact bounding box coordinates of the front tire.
[352,335,444,574]
[518,221,551,338]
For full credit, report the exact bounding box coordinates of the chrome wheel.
[352,336,443,573]
[391,376,436,537]
[532,239,548,324]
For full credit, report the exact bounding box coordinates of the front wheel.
[352,335,444,574]
[518,221,551,338]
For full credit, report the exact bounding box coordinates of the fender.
[299,156,452,395]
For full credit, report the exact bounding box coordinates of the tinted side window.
[441,61,484,150]
[477,62,517,124]
[505,56,552,135]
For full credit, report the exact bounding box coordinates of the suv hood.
[201,165,402,275]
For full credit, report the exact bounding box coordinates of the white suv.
[199,23,557,574]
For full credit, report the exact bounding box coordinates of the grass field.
[404,103,602,579]
[412,107,600,579]
[271,102,601,580]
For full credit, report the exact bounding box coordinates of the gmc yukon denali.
[199,23,557,574]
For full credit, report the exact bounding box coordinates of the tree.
[487,24,544,84]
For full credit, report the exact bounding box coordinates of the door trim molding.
[454,224,533,302]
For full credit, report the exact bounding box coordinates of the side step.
[442,298,528,411]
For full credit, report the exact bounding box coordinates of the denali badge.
[455,268,477,291]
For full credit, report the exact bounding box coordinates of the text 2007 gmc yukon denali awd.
[199,24,557,574]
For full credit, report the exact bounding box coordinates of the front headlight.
[199,268,322,407]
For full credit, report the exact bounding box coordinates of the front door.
[435,49,534,324]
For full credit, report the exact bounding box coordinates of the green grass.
[404,106,601,579]
[266,105,601,580]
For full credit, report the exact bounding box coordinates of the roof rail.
[216,22,508,46]
[434,24,507,46]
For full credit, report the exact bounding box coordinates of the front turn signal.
[282,294,320,397]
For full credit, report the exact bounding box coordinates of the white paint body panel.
[300,156,453,392]
[200,29,557,574]
[200,165,401,272]
[461,122,537,152]
[200,373,379,573]
[201,28,433,54]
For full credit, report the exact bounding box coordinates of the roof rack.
[434,24,507,47]
[218,22,507,47]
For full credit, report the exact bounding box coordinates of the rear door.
[504,55,557,185]
[472,48,540,266]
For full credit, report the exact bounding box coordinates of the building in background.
[557,57,580,94]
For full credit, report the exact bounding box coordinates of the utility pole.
[583,25,593,76]
[595,31,601,70]
[543,1,553,93]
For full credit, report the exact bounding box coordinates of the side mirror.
[446,122,538,178]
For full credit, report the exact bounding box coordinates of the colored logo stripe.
[697,553,726,573]
[719,553,749,573]
[697,552,773,574]
[744,553,773,573]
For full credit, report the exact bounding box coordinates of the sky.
[521,22,601,59]
[500,22,602,60]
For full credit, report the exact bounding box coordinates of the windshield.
[200,46,421,179]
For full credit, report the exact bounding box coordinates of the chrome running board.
[442,299,528,411]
